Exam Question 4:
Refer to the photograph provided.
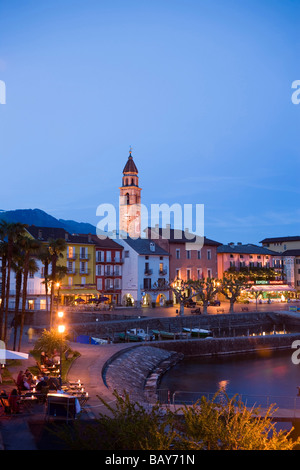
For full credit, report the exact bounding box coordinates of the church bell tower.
[119,148,141,238]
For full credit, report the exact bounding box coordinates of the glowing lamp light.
[58,325,65,334]
[58,311,64,318]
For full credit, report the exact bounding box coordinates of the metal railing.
[156,389,300,417]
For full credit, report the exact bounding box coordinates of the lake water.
[159,349,300,407]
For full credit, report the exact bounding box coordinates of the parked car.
[184,301,196,308]
[208,300,221,306]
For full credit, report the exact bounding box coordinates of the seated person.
[36,376,48,391]
[25,369,33,385]
[22,376,31,390]
[16,370,24,388]
[8,389,20,413]
[44,355,54,367]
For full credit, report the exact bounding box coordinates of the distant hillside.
[0,208,97,235]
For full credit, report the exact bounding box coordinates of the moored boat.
[117,332,142,342]
[182,327,212,338]
[117,328,154,342]
[151,330,180,340]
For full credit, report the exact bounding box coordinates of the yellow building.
[260,236,300,253]
[60,233,97,304]
[26,226,98,305]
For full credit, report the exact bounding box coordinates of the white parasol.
[0,349,29,361]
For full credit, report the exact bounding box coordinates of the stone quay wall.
[148,332,300,357]
[102,344,183,402]
[62,311,292,340]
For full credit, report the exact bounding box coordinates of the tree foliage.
[187,278,220,314]
[219,272,250,313]
[33,328,69,357]
[53,390,300,451]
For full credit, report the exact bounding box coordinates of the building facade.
[145,225,221,304]
[260,236,300,291]
[217,242,297,301]
[117,237,170,307]
[217,243,283,277]
[91,235,124,305]
[25,226,98,307]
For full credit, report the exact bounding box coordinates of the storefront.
[60,286,100,305]
[246,281,297,302]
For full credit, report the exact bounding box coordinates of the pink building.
[217,243,283,277]
[146,225,221,283]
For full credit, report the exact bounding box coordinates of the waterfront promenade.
[1,305,300,450]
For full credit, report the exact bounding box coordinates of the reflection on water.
[218,379,229,392]
[160,349,299,399]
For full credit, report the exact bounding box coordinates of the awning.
[247,285,296,292]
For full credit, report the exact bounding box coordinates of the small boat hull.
[183,328,212,338]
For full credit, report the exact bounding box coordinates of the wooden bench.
[191,308,201,315]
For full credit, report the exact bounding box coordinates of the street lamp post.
[56,282,61,311]
[58,323,65,387]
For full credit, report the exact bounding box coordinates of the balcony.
[79,269,91,275]
[140,283,169,292]
[104,270,122,277]
[79,253,91,260]
[144,268,153,276]
[67,269,77,275]
[62,283,96,290]
[159,268,168,276]
[96,257,124,264]
[67,253,77,260]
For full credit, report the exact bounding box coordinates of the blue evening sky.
[0,0,299,244]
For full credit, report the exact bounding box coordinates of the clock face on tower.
[119,150,142,238]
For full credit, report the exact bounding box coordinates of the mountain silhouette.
[0,208,97,234]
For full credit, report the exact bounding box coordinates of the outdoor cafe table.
[19,395,38,413]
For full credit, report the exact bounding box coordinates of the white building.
[0,257,49,311]
[117,237,170,307]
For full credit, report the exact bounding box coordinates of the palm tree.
[17,237,41,351]
[0,221,27,342]
[11,247,24,350]
[38,245,52,315]
[48,238,66,329]
[0,239,8,340]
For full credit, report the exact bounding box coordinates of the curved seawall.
[102,344,183,402]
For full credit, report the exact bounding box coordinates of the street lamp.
[58,324,65,387]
